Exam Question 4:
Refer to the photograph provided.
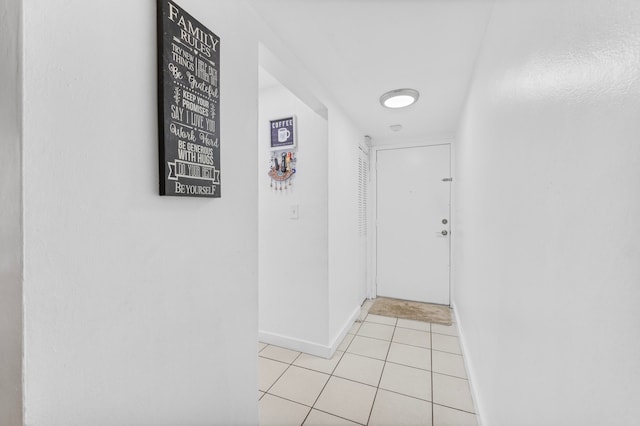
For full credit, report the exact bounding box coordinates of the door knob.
[441,230,448,236]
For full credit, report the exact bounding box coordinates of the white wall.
[0,0,23,424]
[22,1,259,424]
[255,28,367,356]
[453,1,640,424]
[258,76,330,351]
[257,70,367,357]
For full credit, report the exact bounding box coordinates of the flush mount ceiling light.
[380,88,420,109]
[389,124,403,132]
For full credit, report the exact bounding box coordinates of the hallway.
[4,0,640,424]
[259,301,476,426]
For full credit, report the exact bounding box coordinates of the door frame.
[368,140,454,303]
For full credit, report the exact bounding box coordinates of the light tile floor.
[259,301,479,426]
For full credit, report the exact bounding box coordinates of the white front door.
[376,144,451,305]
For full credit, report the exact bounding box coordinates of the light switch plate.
[289,204,299,220]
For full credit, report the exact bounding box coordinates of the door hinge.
[442,177,453,182]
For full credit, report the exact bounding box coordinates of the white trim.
[448,144,453,306]
[372,137,455,151]
[328,304,361,355]
[258,304,361,359]
[451,304,484,426]
[258,330,332,359]
[375,141,453,153]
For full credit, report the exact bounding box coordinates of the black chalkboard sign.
[157,0,221,197]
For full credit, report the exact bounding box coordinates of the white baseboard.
[451,303,484,426]
[259,304,361,359]
[327,304,361,355]
[258,330,333,358]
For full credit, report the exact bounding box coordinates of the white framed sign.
[269,115,297,151]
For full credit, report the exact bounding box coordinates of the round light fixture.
[380,88,420,109]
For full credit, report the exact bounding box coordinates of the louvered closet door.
[358,149,369,296]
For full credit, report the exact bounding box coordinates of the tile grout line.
[431,369,470,381]
[431,347,464,356]
[262,358,340,378]
[309,408,367,426]
[258,308,469,425]
[381,358,430,372]
[365,311,386,426]
[342,307,375,426]
[261,389,472,424]
[303,306,369,426]
[354,333,430,351]
[263,392,310,408]
[430,322,434,426]
[432,401,477,416]
[260,313,464,425]
[365,315,397,426]
[260,346,302,396]
[262,350,316,425]
[358,323,457,338]
[302,348,348,426]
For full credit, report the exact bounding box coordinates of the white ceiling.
[249,0,495,144]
